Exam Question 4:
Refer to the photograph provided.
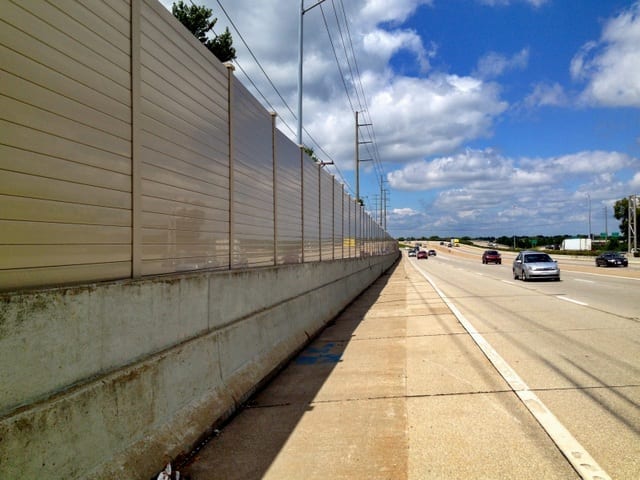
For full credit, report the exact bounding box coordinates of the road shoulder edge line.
[408,260,611,480]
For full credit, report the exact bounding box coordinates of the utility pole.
[355,111,372,204]
[381,176,389,231]
[382,187,389,231]
[355,111,358,203]
[372,194,379,223]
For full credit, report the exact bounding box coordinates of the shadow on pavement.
[180,263,398,480]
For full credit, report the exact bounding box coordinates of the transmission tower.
[629,194,638,255]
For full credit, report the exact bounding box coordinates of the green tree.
[302,146,319,162]
[613,197,639,243]
[172,1,236,63]
[605,237,620,251]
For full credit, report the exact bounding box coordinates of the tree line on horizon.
[398,196,639,252]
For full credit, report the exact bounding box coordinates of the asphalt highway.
[412,242,640,479]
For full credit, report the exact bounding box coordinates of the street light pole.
[297,0,326,146]
[587,194,592,240]
[296,0,303,145]
[512,204,516,250]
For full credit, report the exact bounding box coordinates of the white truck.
[561,238,591,251]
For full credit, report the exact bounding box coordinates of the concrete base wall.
[0,253,398,479]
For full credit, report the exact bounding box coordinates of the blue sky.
[160,0,640,239]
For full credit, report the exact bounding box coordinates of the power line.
[211,0,355,193]
[212,1,388,200]
[331,0,385,186]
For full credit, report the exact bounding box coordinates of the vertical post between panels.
[300,147,304,263]
[226,63,235,269]
[332,181,336,260]
[271,112,277,266]
[348,197,352,258]
[354,202,358,258]
[318,164,321,262]
[341,184,344,259]
[131,0,142,278]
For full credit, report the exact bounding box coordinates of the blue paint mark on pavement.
[296,342,342,365]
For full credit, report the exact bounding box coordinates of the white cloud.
[363,29,436,73]
[301,71,507,166]
[387,148,512,190]
[363,75,507,163]
[521,151,636,175]
[477,0,549,7]
[386,148,639,235]
[571,2,640,107]
[523,82,568,108]
[392,207,421,217]
[475,48,529,79]
[159,0,508,173]
[387,207,429,234]
[360,0,433,26]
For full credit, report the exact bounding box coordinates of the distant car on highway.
[595,252,628,267]
[417,250,428,259]
[408,250,417,257]
[482,250,501,264]
[512,251,560,281]
[428,249,436,256]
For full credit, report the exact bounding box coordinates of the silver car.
[512,251,560,281]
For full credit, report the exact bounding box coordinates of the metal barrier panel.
[367,216,374,256]
[355,200,362,257]
[375,223,382,255]
[0,0,133,290]
[275,132,303,264]
[333,185,344,259]
[139,1,230,274]
[363,214,370,256]
[0,0,395,292]
[342,189,353,258]
[302,156,320,262]
[320,172,335,260]
[231,78,275,268]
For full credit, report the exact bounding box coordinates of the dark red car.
[417,250,428,259]
[482,250,501,264]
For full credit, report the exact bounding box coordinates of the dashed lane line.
[557,296,589,306]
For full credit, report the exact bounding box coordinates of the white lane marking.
[571,270,640,281]
[501,280,516,285]
[573,279,595,284]
[557,296,589,306]
[409,261,611,480]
